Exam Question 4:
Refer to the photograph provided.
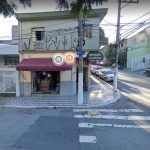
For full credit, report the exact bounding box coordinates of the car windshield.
[104,70,113,74]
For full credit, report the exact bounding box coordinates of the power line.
[0,20,77,36]
[92,10,116,27]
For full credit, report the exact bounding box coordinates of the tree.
[56,0,108,17]
[1,0,107,18]
[99,27,105,38]
[104,43,116,65]
[0,0,32,17]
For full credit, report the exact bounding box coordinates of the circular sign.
[64,52,76,65]
[86,51,104,63]
[52,53,64,66]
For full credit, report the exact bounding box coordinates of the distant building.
[99,37,108,47]
[11,25,18,45]
[0,26,19,96]
[126,26,150,70]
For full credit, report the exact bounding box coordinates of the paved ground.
[0,75,121,108]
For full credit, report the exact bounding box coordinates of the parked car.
[99,69,114,81]
[95,68,104,76]
[112,64,123,70]
[92,66,104,75]
[144,67,150,76]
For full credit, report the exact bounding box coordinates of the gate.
[0,71,16,93]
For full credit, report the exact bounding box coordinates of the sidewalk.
[0,76,121,108]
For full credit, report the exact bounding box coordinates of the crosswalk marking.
[74,114,150,120]
[142,92,150,98]
[79,135,97,143]
[121,88,150,103]
[79,123,150,129]
[73,109,143,113]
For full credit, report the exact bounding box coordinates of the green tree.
[0,0,32,17]
[1,0,107,18]
[99,27,105,38]
[104,43,116,65]
[56,0,108,17]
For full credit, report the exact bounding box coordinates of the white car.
[95,68,104,76]
[99,69,114,81]
[92,66,104,75]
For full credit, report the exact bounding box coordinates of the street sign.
[86,51,104,62]
[77,50,85,55]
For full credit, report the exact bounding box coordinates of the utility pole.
[78,14,84,104]
[113,0,139,96]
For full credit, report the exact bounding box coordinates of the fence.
[0,71,16,93]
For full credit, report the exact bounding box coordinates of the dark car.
[112,64,123,70]
[144,67,150,76]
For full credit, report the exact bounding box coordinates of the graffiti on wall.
[23,34,78,51]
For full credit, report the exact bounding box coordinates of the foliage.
[0,0,32,17]
[104,43,116,65]
[99,27,105,38]
[56,0,108,17]
[118,49,127,66]
[1,0,107,18]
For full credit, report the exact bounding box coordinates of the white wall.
[0,45,18,55]
[20,17,100,51]
[127,54,150,70]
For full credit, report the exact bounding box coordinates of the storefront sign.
[86,51,104,62]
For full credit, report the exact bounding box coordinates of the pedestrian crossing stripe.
[121,88,150,104]
[79,123,150,129]
[73,109,143,113]
[79,135,97,143]
[74,114,150,120]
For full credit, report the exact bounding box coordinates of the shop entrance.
[32,71,60,94]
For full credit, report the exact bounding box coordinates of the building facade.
[127,26,150,70]
[16,9,107,96]
[0,44,19,96]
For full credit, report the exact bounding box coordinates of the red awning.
[16,58,72,71]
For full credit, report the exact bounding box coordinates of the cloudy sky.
[0,0,150,43]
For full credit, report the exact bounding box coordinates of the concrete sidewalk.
[0,76,121,108]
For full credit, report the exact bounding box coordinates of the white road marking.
[73,109,143,113]
[142,92,150,98]
[74,114,150,120]
[79,135,97,143]
[121,88,150,103]
[79,123,150,129]
[140,88,150,93]
[132,94,150,103]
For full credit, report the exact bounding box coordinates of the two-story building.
[15,8,108,97]
[0,44,19,96]
[127,26,150,70]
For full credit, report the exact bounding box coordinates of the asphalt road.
[0,71,150,150]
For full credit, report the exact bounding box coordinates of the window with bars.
[32,28,45,41]
[4,56,19,65]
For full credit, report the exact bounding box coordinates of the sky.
[0,0,150,43]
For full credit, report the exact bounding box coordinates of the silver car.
[95,68,104,76]
[92,66,104,75]
[99,69,114,81]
